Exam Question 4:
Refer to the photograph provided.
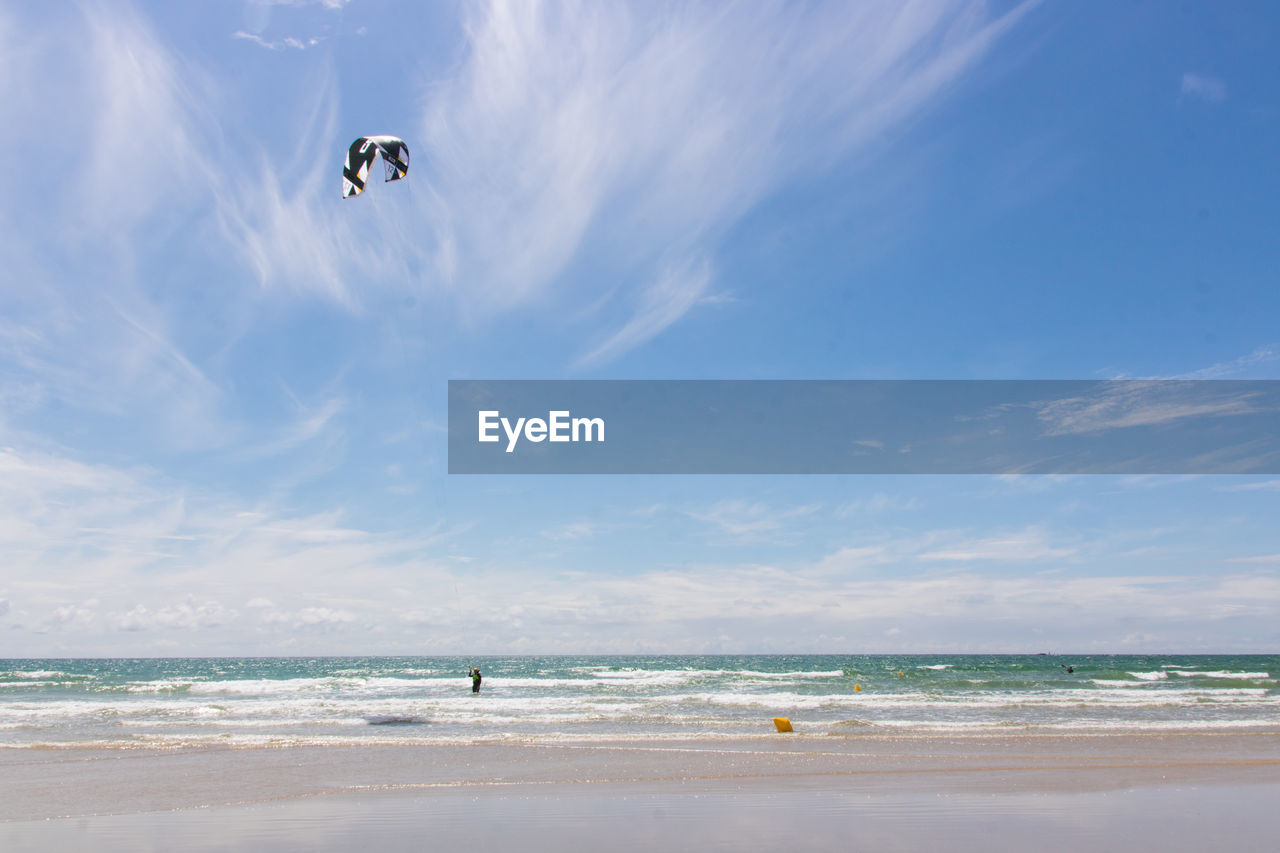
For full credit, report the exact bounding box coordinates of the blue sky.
[1,0,1278,655]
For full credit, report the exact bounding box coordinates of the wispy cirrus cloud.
[419,0,1038,364]
[1180,72,1227,103]
[232,31,324,51]
[575,258,715,367]
[4,0,1042,394]
[240,395,346,459]
[540,521,601,542]
[684,499,821,541]
[233,0,351,51]
[1180,344,1279,379]
[1031,381,1265,436]
[1218,479,1280,493]
[0,5,236,449]
[834,493,920,517]
[0,4,405,462]
[1102,344,1279,381]
[1229,554,1280,565]
[247,0,352,9]
[919,527,1074,562]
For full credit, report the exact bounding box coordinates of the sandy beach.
[4,731,1279,850]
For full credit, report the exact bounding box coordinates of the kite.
[342,136,409,198]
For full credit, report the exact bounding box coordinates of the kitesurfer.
[470,667,482,693]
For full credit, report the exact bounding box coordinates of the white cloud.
[247,0,351,8]
[814,546,892,575]
[0,440,453,647]
[71,6,212,237]
[1180,72,1227,103]
[232,31,323,51]
[1105,344,1280,382]
[1218,479,1280,492]
[240,396,346,460]
[47,601,100,631]
[234,0,350,49]
[1030,381,1263,436]
[402,564,1280,653]
[684,499,820,540]
[834,493,919,517]
[541,522,600,542]
[1181,344,1279,379]
[576,257,715,367]
[0,6,419,460]
[116,599,236,632]
[4,0,1039,400]
[0,445,184,572]
[0,6,234,449]
[259,606,357,628]
[919,528,1074,562]
[4,446,1276,652]
[419,0,1037,363]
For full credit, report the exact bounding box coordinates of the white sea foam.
[1,670,79,680]
[1092,680,1150,688]
[733,670,845,679]
[1127,671,1169,681]
[587,668,843,684]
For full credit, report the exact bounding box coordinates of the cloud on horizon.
[3,443,1275,655]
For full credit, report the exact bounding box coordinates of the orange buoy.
[773,717,794,732]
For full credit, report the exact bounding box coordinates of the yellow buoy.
[854,684,862,691]
[897,672,903,677]
[773,717,793,732]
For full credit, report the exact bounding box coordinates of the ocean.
[2,655,1277,748]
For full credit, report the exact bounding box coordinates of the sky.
[1,0,1278,656]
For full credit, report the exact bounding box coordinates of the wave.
[587,668,845,683]
[1092,680,1150,688]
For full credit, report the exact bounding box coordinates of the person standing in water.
[469,667,482,693]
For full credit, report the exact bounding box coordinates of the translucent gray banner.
[447,380,1280,474]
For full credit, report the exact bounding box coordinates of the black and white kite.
[342,136,409,198]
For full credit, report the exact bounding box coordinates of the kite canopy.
[342,136,409,198]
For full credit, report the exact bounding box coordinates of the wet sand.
[3,731,1280,850]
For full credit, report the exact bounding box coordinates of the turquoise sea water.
[2,655,1277,747]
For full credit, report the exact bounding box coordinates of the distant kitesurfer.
[1060,664,1074,674]
[470,667,482,693]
